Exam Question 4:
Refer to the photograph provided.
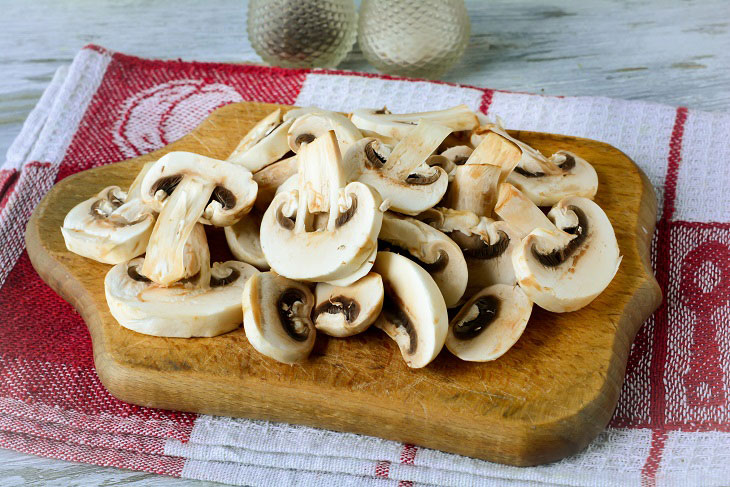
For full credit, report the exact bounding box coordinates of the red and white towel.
[1,45,729,486]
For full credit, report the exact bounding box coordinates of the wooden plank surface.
[1,0,724,482]
[26,101,661,469]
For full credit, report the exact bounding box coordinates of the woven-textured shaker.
[358,0,470,78]
[247,0,357,69]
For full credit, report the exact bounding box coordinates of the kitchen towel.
[1,45,729,487]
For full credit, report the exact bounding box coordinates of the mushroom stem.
[294,131,346,233]
[383,121,452,180]
[466,132,521,183]
[351,105,478,139]
[141,177,216,285]
[494,183,571,243]
[445,163,501,217]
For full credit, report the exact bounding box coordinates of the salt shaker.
[358,0,470,78]
[247,0,357,69]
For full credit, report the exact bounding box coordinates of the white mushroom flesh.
[446,284,532,362]
[242,271,315,364]
[372,251,448,368]
[513,196,621,312]
[260,131,383,282]
[61,185,155,265]
[139,151,257,285]
[505,150,599,206]
[351,105,479,140]
[105,224,258,337]
[313,273,384,337]
[378,212,467,308]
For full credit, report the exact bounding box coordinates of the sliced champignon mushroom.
[227,108,295,172]
[242,271,315,364]
[61,185,155,265]
[419,207,519,292]
[287,110,363,155]
[444,163,502,217]
[505,150,598,206]
[260,131,383,282]
[494,183,566,240]
[313,272,384,337]
[350,105,479,140]
[470,125,560,180]
[345,121,451,215]
[251,155,298,211]
[513,196,621,312]
[446,284,532,362]
[378,212,467,308]
[139,151,257,286]
[105,224,258,337]
[324,245,378,287]
[62,162,155,265]
[372,251,448,368]
[224,208,268,270]
[440,145,473,166]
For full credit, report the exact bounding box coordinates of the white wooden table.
[1,0,728,484]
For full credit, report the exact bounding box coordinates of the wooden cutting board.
[25,101,661,466]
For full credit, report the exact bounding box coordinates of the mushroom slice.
[506,150,598,206]
[444,163,501,217]
[378,212,467,308]
[494,183,565,239]
[224,208,268,270]
[513,196,621,312]
[440,145,473,165]
[470,125,561,179]
[61,185,155,265]
[139,151,257,286]
[252,155,298,211]
[260,131,383,282]
[346,121,451,215]
[313,273,384,337]
[288,111,363,155]
[242,271,315,364]
[446,284,532,362]
[351,105,479,140]
[419,207,519,290]
[373,251,448,368]
[105,225,258,337]
[227,109,295,172]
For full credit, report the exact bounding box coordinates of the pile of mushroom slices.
[61,104,621,369]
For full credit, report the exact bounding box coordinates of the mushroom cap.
[346,137,449,216]
[440,145,473,165]
[378,212,467,308]
[105,257,257,337]
[224,208,269,270]
[372,251,448,368]
[287,111,362,155]
[261,181,382,281]
[324,245,378,287]
[513,196,621,312]
[447,218,520,290]
[140,151,258,226]
[350,105,479,140]
[506,150,598,206]
[252,155,298,211]
[313,272,384,337]
[242,271,316,364]
[227,110,294,172]
[446,284,532,362]
[62,186,154,265]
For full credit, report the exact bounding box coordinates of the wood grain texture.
[25,101,662,467]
